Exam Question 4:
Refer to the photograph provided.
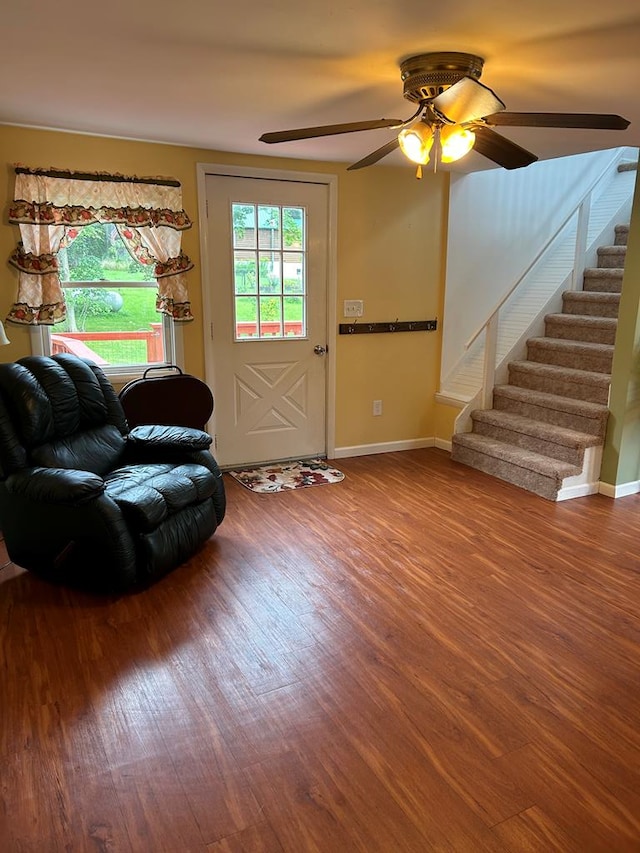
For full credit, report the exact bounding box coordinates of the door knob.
[313,345,327,355]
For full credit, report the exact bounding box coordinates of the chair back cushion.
[119,368,214,430]
[0,354,128,477]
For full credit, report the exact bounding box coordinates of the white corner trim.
[435,437,452,452]
[599,480,640,498]
[333,438,435,459]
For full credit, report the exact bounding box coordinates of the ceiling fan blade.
[472,126,538,170]
[347,137,400,171]
[431,77,505,125]
[484,112,630,130]
[259,118,403,144]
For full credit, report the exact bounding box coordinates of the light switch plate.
[344,300,364,318]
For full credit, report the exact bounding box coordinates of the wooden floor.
[1,448,640,852]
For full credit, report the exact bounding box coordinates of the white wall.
[441,147,635,380]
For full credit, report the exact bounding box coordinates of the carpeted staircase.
[451,224,628,501]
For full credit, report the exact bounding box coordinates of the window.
[232,203,306,340]
[10,166,193,380]
[35,222,179,376]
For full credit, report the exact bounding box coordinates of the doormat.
[227,458,345,494]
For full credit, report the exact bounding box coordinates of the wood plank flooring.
[1,448,640,852]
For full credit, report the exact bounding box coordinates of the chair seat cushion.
[105,462,217,532]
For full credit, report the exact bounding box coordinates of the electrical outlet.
[344,300,364,318]
[373,399,383,416]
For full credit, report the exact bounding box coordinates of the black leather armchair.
[0,354,225,593]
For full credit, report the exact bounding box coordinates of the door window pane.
[234,251,257,294]
[284,296,305,337]
[258,206,281,249]
[235,296,258,338]
[259,296,282,337]
[283,252,304,294]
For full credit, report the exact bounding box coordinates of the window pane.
[259,252,281,295]
[235,296,258,338]
[283,207,304,249]
[232,204,256,248]
[55,286,165,366]
[284,297,305,337]
[283,252,304,294]
[259,297,282,336]
[258,206,281,249]
[234,251,257,294]
[59,222,155,283]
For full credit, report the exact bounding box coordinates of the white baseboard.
[333,437,435,459]
[435,437,452,452]
[599,480,640,498]
[556,482,600,501]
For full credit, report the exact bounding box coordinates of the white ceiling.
[3,0,639,173]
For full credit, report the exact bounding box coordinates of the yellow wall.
[0,125,447,451]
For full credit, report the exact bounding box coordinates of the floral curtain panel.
[7,167,194,325]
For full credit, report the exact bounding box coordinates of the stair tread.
[527,337,614,353]
[584,267,624,275]
[453,432,581,477]
[509,360,611,386]
[494,383,610,416]
[544,313,617,327]
[471,409,601,448]
[563,291,620,301]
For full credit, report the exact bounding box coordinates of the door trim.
[196,162,338,460]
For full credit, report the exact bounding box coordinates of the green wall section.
[601,173,640,488]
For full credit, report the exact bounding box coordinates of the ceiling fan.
[259,52,630,174]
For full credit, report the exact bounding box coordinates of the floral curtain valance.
[7,166,195,326]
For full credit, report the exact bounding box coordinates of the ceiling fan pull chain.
[416,165,423,180]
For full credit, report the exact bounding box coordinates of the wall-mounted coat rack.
[339,319,437,335]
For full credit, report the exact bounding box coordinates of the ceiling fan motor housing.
[400,52,485,103]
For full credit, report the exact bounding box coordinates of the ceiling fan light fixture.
[431,76,506,125]
[440,126,476,163]
[398,120,434,164]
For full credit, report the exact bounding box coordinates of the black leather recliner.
[0,354,225,593]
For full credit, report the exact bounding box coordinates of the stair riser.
[526,343,613,374]
[451,441,560,500]
[615,226,629,246]
[597,247,626,268]
[561,295,620,318]
[582,272,623,293]
[494,394,608,438]
[472,419,586,466]
[507,367,610,404]
[544,319,616,345]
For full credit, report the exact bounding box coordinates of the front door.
[205,174,330,468]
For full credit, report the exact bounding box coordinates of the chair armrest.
[5,467,106,505]
[127,424,212,452]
